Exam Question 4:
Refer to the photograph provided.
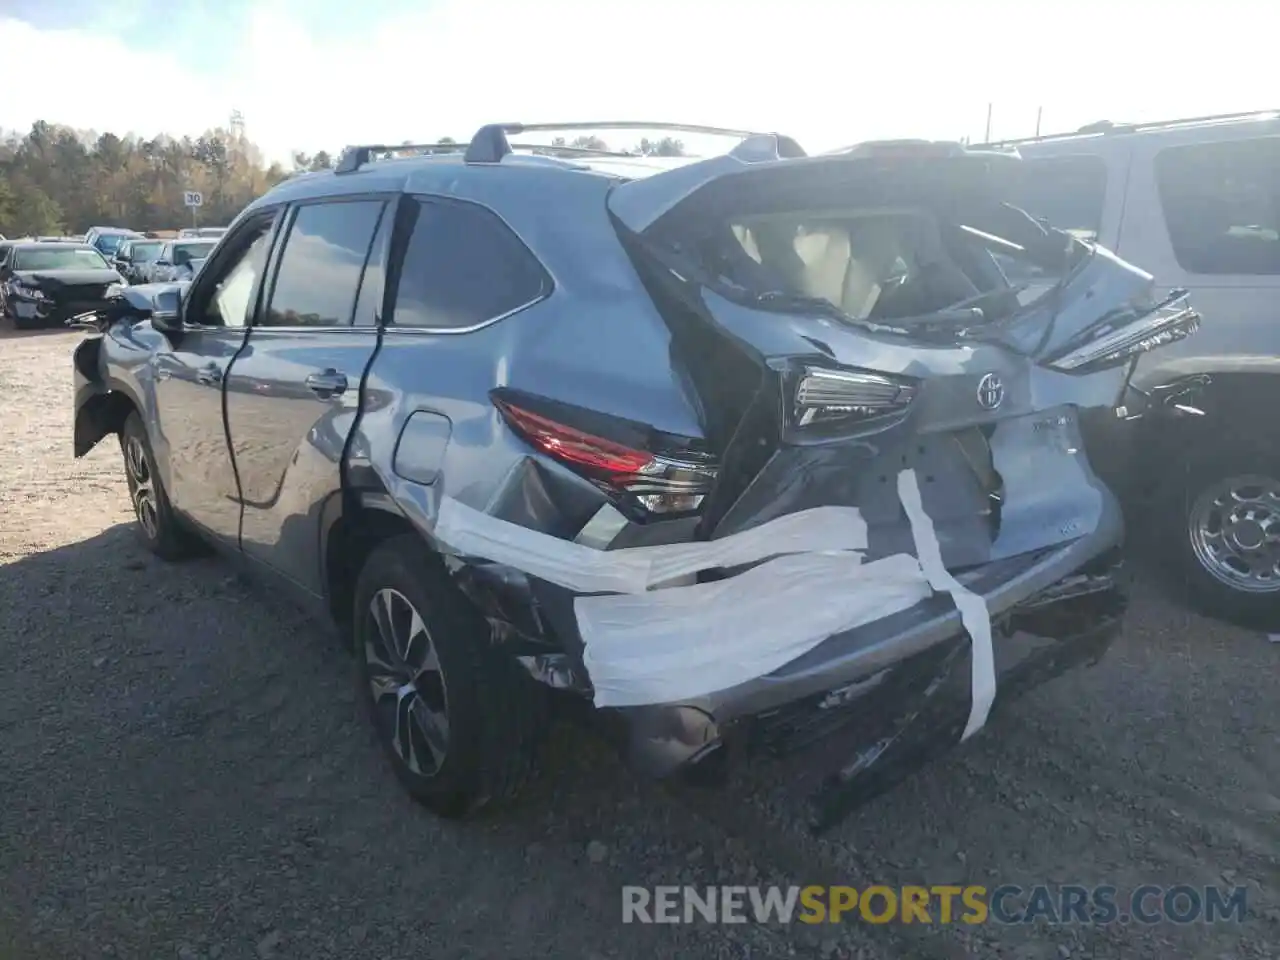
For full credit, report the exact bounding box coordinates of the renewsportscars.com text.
[621,884,1248,926]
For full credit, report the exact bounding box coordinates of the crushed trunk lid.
[608,145,1198,368]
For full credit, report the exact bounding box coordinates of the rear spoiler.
[607,140,1028,234]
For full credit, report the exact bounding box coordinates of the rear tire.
[1153,442,1280,629]
[352,535,548,818]
[120,412,202,561]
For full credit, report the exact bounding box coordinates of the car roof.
[246,150,700,216]
[12,242,100,252]
[977,109,1280,152]
[89,226,140,235]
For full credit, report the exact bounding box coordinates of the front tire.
[353,535,548,818]
[120,412,201,560]
[1155,444,1280,629]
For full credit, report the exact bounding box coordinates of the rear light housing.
[789,365,919,434]
[1042,289,1200,375]
[491,392,718,518]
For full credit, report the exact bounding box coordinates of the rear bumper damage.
[610,530,1124,786]
[403,405,1127,827]
[615,548,1124,831]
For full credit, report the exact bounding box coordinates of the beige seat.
[793,225,885,320]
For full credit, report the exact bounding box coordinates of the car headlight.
[10,283,49,301]
[1042,290,1200,375]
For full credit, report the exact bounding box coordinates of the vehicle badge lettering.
[977,373,1005,411]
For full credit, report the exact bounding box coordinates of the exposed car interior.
[720,208,1031,324]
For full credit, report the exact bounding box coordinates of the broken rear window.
[717,207,1048,325]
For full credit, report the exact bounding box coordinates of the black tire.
[120,411,202,560]
[353,535,548,818]
[1153,443,1280,629]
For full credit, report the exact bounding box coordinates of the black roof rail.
[335,142,465,173]
[463,121,768,164]
[339,121,789,172]
[980,108,1280,147]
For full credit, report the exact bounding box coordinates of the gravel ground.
[1,326,1276,960]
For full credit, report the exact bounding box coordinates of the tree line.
[0,121,686,238]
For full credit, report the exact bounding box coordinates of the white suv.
[986,111,1280,626]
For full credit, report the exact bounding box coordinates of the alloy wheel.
[124,435,160,540]
[1187,473,1280,594]
[364,588,450,776]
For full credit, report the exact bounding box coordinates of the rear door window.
[387,198,550,329]
[1154,137,1280,275]
[261,199,386,327]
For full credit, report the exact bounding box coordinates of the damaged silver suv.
[71,124,1199,830]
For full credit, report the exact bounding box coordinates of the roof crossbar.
[335,143,462,173]
[337,121,795,172]
[463,121,766,163]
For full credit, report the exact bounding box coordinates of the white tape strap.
[897,470,995,740]
[576,552,931,707]
[433,497,869,595]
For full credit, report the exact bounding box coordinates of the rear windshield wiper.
[753,289,849,317]
[750,289,987,339]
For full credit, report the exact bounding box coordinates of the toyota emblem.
[977,373,1005,411]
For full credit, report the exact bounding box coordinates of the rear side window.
[1155,138,1280,275]
[263,200,386,327]
[388,198,549,329]
[1001,156,1108,241]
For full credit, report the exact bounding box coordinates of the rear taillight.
[492,395,718,516]
[1041,289,1200,375]
[792,365,918,430]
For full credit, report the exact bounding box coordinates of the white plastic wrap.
[897,469,995,740]
[575,552,932,707]
[432,474,995,715]
[432,497,868,595]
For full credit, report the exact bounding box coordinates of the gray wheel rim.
[365,588,450,776]
[124,435,159,540]
[1187,473,1280,594]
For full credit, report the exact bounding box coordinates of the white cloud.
[0,17,229,146]
[3,0,1277,167]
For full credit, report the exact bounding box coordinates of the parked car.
[112,238,165,284]
[84,226,143,259]
[72,125,1197,828]
[980,110,1280,626]
[145,238,218,283]
[1,242,122,329]
[178,226,228,239]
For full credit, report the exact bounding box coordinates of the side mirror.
[155,259,172,268]
[150,289,185,334]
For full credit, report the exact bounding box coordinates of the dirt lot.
[1,327,1276,960]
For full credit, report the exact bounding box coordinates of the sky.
[0,0,1275,167]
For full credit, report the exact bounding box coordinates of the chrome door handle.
[196,364,223,386]
[305,369,348,398]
